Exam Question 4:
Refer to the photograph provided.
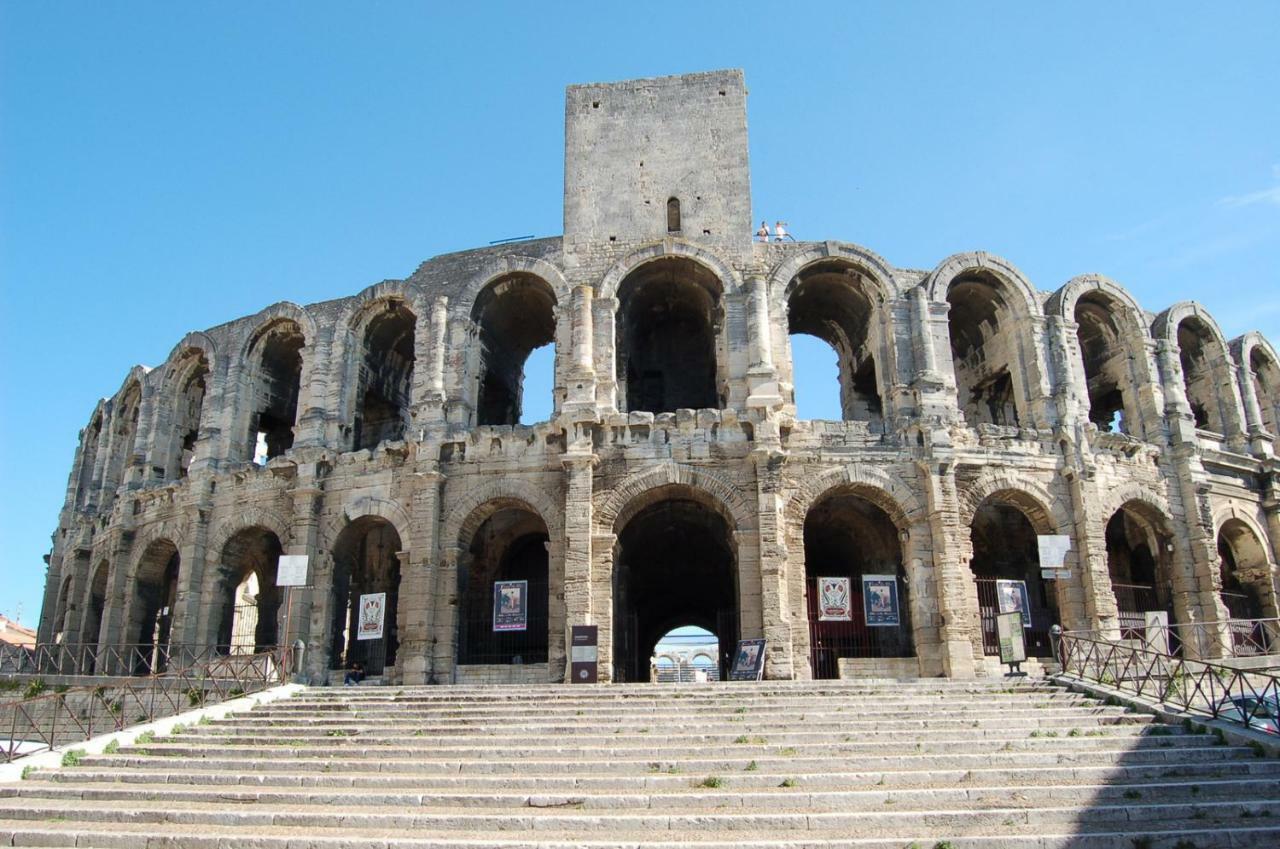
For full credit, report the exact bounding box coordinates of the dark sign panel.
[570,624,598,684]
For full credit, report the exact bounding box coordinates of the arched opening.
[651,625,720,682]
[1075,293,1135,434]
[970,496,1059,657]
[75,415,102,508]
[130,540,179,673]
[786,261,882,423]
[1105,504,1175,639]
[215,527,282,653]
[79,561,109,671]
[1177,316,1229,434]
[164,351,209,479]
[616,257,722,414]
[473,274,557,426]
[947,273,1021,427]
[666,197,681,233]
[245,320,304,463]
[1250,347,1280,437]
[1217,520,1272,621]
[104,383,142,494]
[456,504,550,666]
[51,573,74,644]
[353,300,415,450]
[803,489,912,678]
[329,517,402,676]
[613,488,738,682]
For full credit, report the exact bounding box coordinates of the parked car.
[1213,695,1280,734]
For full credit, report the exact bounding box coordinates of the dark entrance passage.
[330,517,402,675]
[803,490,913,679]
[970,499,1059,658]
[456,505,550,665]
[613,492,738,682]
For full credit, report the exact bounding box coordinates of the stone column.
[751,447,792,679]
[288,479,324,680]
[917,461,977,678]
[98,526,137,674]
[419,296,450,432]
[1238,361,1274,458]
[564,286,597,412]
[432,545,461,683]
[592,297,618,412]
[1064,469,1118,635]
[590,532,616,682]
[561,454,596,682]
[401,468,443,684]
[172,501,212,658]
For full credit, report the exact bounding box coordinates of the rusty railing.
[0,644,294,762]
[1054,628,1280,734]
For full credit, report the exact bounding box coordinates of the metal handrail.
[0,644,294,762]
[1063,616,1280,661]
[1053,628,1280,734]
[0,642,247,677]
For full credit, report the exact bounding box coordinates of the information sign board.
[862,574,901,626]
[996,611,1027,665]
[817,577,852,621]
[996,579,1032,629]
[276,555,310,587]
[493,580,528,632]
[570,625,598,684]
[728,639,766,681]
[356,592,385,641]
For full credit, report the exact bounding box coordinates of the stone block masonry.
[37,70,1280,686]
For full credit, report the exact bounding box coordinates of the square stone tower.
[563,70,752,252]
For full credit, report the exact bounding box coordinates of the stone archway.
[611,483,739,683]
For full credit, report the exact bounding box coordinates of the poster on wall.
[995,579,1032,629]
[817,577,853,621]
[493,580,528,632]
[356,592,386,641]
[862,575,900,627]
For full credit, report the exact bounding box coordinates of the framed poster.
[862,574,900,627]
[995,579,1032,629]
[729,638,766,681]
[817,577,853,621]
[356,592,385,641]
[996,611,1027,664]
[493,580,528,632]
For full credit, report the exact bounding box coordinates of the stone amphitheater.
[35,68,1280,689]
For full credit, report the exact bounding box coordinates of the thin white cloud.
[1218,166,1280,208]
[1217,185,1280,209]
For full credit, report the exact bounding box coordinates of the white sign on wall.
[276,555,310,587]
[1036,535,1072,571]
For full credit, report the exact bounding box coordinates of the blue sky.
[2,2,1278,628]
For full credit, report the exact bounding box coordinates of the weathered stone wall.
[37,71,1280,685]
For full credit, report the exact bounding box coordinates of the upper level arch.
[238,311,310,464]
[1153,302,1243,437]
[470,272,558,426]
[768,243,899,305]
[776,253,895,423]
[156,342,213,479]
[1050,274,1156,437]
[1235,332,1280,438]
[927,254,1045,428]
[456,255,571,321]
[597,240,742,302]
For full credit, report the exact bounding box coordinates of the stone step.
[32,758,1280,790]
[80,743,1263,774]
[4,821,1280,849]
[175,730,1177,751]
[11,775,1276,812]
[2,795,1279,833]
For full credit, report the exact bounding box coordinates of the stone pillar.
[98,526,137,674]
[418,296,450,432]
[172,501,212,657]
[917,462,976,678]
[88,412,112,510]
[401,468,443,684]
[128,382,157,489]
[590,532,616,682]
[1238,361,1274,458]
[564,286,597,412]
[1064,469,1119,635]
[1156,340,1197,445]
[751,447,793,679]
[592,297,618,412]
[288,480,324,680]
[36,552,63,646]
[561,454,596,682]
[433,545,461,682]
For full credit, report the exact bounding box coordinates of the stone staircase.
[2,679,1279,847]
